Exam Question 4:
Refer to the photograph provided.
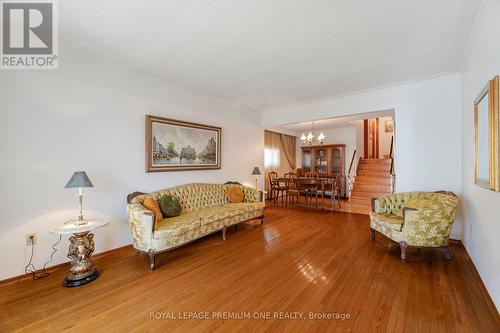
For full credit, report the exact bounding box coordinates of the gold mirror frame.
[474,75,499,191]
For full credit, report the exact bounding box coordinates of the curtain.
[264,130,297,194]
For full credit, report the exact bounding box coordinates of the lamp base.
[64,270,99,288]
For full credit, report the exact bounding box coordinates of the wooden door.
[364,119,380,158]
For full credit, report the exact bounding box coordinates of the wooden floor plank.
[0,204,498,332]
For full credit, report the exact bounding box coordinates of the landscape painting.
[146,115,221,172]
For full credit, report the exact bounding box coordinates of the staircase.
[349,158,395,213]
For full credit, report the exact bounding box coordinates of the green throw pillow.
[159,195,182,217]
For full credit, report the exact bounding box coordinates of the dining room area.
[264,129,348,213]
[264,111,395,215]
[268,170,344,211]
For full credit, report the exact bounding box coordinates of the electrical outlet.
[26,233,37,246]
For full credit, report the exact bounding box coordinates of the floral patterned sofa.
[127,183,264,269]
[369,191,459,261]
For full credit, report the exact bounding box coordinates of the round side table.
[50,220,109,288]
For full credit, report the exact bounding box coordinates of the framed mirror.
[474,75,499,191]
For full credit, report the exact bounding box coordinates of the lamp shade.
[65,171,94,188]
[252,167,261,175]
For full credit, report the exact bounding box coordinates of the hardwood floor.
[1,204,499,332]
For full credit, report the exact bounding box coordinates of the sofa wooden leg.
[260,215,264,224]
[370,228,375,240]
[443,246,452,261]
[148,249,156,270]
[399,241,408,262]
[222,226,227,241]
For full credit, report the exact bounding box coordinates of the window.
[264,147,280,169]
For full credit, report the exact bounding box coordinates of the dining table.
[272,177,338,210]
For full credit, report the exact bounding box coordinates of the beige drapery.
[264,130,297,193]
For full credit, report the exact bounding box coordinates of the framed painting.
[146,115,221,172]
[474,75,499,191]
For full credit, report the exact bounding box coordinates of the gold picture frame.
[474,75,499,191]
[146,115,221,172]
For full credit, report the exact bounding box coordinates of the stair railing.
[389,135,394,176]
[347,149,357,200]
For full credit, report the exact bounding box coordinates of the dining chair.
[284,172,304,205]
[304,171,320,206]
[331,173,343,209]
[304,171,319,178]
[268,171,286,204]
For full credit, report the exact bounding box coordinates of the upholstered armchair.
[369,191,459,261]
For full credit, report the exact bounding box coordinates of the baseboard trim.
[0,244,133,286]
[460,242,500,317]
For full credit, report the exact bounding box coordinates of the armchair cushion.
[370,213,403,232]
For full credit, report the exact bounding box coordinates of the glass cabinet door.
[331,147,342,173]
[302,150,311,172]
[315,149,328,174]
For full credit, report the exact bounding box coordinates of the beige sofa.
[127,183,264,269]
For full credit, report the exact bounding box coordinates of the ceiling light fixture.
[301,121,325,145]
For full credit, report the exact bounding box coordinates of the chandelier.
[300,121,325,145]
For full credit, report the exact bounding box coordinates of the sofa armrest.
[371,196,393,214]
[401,205,456,246]
[127,203,155,251]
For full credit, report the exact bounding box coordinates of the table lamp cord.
[24,234,62,280]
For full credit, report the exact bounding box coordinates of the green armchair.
[369,191,459,261]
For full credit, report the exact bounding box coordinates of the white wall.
[0,49,264,281]
[460,0,500,311]
[295,126,357,173]
[354,120,365,159]
[262,74,462,238]
[378,116,394,158]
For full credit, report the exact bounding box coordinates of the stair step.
[355,176,394,185]
[351,190,391,199]
[357,170,392,176]
[352,184,393,192]
[359,158,392,165]
[358,164,391,171]
[349,197,372,206]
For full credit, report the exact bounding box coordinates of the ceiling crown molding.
[455,0,493,70]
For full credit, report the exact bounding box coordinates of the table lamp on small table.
[252,167,261,190]
[65,171,94,226]
[54,171,107,288]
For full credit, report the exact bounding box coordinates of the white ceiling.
[61,0,482,109]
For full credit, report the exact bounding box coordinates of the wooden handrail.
[389,136,394,175]
[348,149,357,174]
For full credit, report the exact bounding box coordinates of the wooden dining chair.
[304,171,319,178]
[268,171,286,204]
[331,173,343,209]
[285,172,305,205]
[304,171,320,205]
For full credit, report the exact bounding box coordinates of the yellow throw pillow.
[227,187,244,203]
[143,197,163,224]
